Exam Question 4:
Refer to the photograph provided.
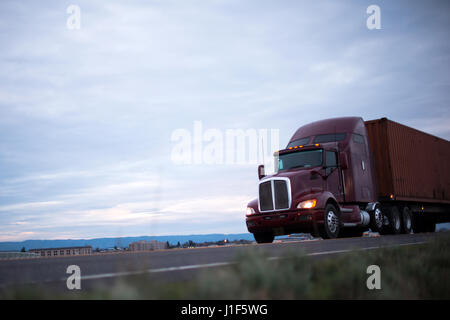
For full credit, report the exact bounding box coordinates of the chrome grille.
[258,178,291,212]
[259,181,273,211]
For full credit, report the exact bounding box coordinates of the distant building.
[129,240,168,251]
[29,246,92,257]
[0,252,40,259]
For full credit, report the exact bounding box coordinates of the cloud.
[160,196,249,215]
[0,232,36,242]
[0,194,251,241]
[0,201,63,212]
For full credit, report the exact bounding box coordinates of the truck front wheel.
[253,232,274,244]
[319,204,341,239]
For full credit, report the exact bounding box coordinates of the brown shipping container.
[365,118,450,204]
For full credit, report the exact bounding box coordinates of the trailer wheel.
[401,207,412,234]
[369,204,383,233]
[319,204,341,239]
[253,232,274,244]
[380,206,401,235]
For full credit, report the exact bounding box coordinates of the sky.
[0,0,449,241]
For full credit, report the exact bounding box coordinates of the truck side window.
[313,133,346,143]
[352,133,365,144]
[325,151,337,174]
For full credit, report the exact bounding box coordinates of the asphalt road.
[0,232,442,291]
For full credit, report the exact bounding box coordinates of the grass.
[194,233,450,299]
[1,233,449,299]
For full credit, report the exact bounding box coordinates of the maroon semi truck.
[245,117,450,243]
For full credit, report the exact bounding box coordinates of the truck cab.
[246,117,382,243]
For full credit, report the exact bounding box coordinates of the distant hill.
[3,224,449,252]
[0,233,255,252]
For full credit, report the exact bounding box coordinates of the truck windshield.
[277,149,323,172]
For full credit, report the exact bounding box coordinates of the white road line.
[77,241,426,282]
[79,261,233,281]
[304,241,426,257]
[306,249,351,256]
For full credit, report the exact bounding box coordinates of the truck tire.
[319,203,341,239]
[401,207,412,234]
[369,204,383,233]
[380,206,401,235]
[253,232,274,244]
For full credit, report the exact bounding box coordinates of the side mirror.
[339,152,348,169]
[258,164,266,180]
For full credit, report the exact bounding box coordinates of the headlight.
[246,207,256,216]
[297,199,317,209]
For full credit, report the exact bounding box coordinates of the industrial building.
[128,240,168,251]
[29,246,92,257]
